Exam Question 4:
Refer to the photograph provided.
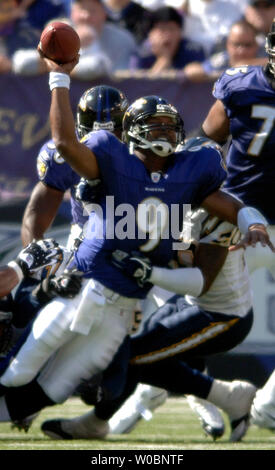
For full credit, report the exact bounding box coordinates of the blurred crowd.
[0,0,274,82]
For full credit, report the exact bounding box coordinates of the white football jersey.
[186,209,253,317]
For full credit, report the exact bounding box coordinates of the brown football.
[38,21,80,64]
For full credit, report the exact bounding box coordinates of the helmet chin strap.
[149,140,174,157]
[129,131,175,157]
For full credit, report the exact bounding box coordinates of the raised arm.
[41,55,100,180]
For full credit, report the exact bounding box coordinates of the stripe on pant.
[131,318,239,365]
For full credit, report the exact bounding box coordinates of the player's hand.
[75,177,103,204]
[37,48,79,74]
[46,271,83,298]
[33,271,83,304]
[229,224,275,252]
[15,239,64,279]
[111,250,152,287]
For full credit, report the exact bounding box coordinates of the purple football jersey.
[214,66,275,223]
[73,131,226,298]
[36,140,86,227]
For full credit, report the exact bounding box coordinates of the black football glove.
[75,177,103,204]
[15,239,64,280]
[33,271,83,304]
[111,250,152,287]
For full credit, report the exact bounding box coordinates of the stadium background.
[0,73,274,388]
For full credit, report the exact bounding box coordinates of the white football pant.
[0,279,138,403]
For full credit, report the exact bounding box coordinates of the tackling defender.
[41,206,257,443]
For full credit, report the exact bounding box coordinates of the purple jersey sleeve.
[212,65,270,117]
[81,130,129,183]
[184,145,227,206]
[36,140,79,191]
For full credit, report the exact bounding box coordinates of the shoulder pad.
[183,137,222,153]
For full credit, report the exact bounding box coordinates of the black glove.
[15,239,64,279]
[75,177,103,204]
[111,250,152,287]
[33,271,83,304]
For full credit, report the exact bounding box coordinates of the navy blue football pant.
[95,295,253,420]
[0,278,46,376]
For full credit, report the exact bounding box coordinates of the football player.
[0,54,270,433]
[0,238,78,359]
[21,84,129,248]
[40,207,257,443]
[198,18,275,431]
[12,85,128,330]
[201,18,275,276]
[0,239,67,299]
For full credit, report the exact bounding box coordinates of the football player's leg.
[0,296,14,359]
[40,357,211,440]
[250,368,275,430]
[0,279,51,377]
[108,294,194,436]
[104,297,252,439]
[0,379,55,426]
[0,296,76,387]
[40,305,134,440]
[11,278,41,328]
[86,289,173,435]
[131,299,253,363]
[0,298,133,430]
[75,335,131,405]
[38,300,132,403]
[126,359,256,443]
[108,384,168,434]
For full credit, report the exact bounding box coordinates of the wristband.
[7,261,24,283]
[237,207,267,234]
[49,72,70,91]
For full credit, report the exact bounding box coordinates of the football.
[38,21,80,64]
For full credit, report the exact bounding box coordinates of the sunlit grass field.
[0,396,274,451]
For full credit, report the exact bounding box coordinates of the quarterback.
[0,54,271,431]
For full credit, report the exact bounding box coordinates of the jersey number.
[136,197,169,252]
[248,105,275,157]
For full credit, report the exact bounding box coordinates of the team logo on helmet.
[78,93,88,112]
[132,98,148,109]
